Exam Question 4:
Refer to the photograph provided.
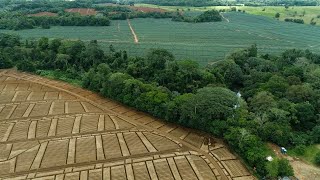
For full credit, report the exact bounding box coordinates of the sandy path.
[127,19,139,43]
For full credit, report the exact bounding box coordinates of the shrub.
[284,18,304,24]
[315,152,320,166]
[277,159,294,177]
[294,145,306,155]
[17,60,36,72]
[266,158,294,178]
[0,57,13,69]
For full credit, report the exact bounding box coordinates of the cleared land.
[65,8,97,16]
[1,12,320,65]
[0,69,253,180]
[129,6,167,13]
[135,4,320,25]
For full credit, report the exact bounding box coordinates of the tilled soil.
[0,69,254,180]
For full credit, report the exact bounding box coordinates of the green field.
[136,4,320,25]
[1,12,320,65]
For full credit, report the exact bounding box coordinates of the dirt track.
[127,19,139,43]
[268,143,320,180]
[0,69,254,180]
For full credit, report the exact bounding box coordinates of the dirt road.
[127,19,139,43]
[268,143,320,180]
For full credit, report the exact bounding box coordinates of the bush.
[284,18,304,24]
[315,152,320,165]
[0,57,13,69]
[266,158,294,178]
[17,60,36,72]
[294,145,306,155]
[277,159,294,177]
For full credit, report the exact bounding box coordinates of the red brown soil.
[129,6,167,13]
[65,8,97,16]
[28,12,58,17]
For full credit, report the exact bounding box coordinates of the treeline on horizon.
[0,0,224,30]
[1,33,320,178]
[0,1,111,30]
[1,0,319,9]
[93,0,320,6]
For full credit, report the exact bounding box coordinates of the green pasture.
[135,4,320,25]
[1,12,320,66]
[289,144,320,165]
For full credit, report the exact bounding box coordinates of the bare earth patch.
[130,6,167,13]
[65,8,97,16]
[291,161,320,180]
[0,69,254,180]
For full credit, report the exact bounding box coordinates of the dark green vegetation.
[172,10,222,23]
[2,33,320,178]
[265,158,294,178]
[0,1,109,30]
[316,152,320,165]
[0,0,176,30]
[284,18,304,24]
[98,0,320,6]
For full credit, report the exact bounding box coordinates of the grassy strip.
[288,144,320,165]
[135,4,320,25]
[36,70,83,87]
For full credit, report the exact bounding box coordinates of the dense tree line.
[172,10,222,23]
[0,0,111,30]
[0,0,176,30]
[284,18,304,24]
[1,0,319,8]
[5,0,92,14]
[2,33,320,178]
[93,0,320,6]
[0,14,110,30]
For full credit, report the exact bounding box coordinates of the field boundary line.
[127,19,139,43]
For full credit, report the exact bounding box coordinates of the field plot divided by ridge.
[1,12,320,65]
[0,70,254,180]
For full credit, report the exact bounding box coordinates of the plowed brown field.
[0,69,254,180]
[130,6,167,13]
